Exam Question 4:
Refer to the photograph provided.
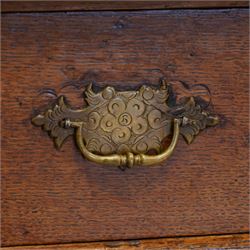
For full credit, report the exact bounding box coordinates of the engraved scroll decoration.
[32,80,219,168]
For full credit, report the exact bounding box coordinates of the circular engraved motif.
[148,109,163,129]
[143,87,154,100]
[112,127,131,144]
[132,117,148,135]
[117,144,130,154]
[88,111,101,130]
[100,113,117,132]
[100,143,113,154]
[136,141,148,153]
[102,87,115,100]
[108,97,126,116]
[127,99,145,117]
[86,138,100,152]
[118,112,132,126]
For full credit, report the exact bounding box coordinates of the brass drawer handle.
[32,80,219,169]
[62,118,179,168]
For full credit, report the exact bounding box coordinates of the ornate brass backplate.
[32,80,219,168]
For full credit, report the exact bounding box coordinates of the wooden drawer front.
[2,9,249,246]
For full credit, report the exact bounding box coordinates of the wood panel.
[2,1,249,12]
[2,234,250,249]
[2,9,249,246]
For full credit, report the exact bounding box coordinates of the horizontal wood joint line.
[2,233,250,249]
[2,1,249,13]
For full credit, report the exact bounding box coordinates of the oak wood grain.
[2,1,249,13]
[2,234,250,250]
[2,8,249,247]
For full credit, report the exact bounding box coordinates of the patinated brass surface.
[32,80,219,168]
